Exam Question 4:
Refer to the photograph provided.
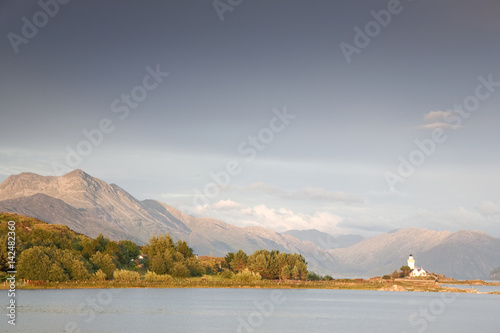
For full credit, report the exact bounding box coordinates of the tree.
[150,253,169,275]
[90,251,116,279]
[400,265,412,277]
[230,250,248,272]
[171,261,190,278]
[48,263,68,282]
[186,257,205,276]
[176,240,193,258]
[70,259,91,280]
[118,240,140,263]
[143,234,175,258]
[223,252,234,270]
[391,269,400,279]
[295,261,309,280]
[280,265,291,280]
[308,272,321,281]
[17,246,52,280]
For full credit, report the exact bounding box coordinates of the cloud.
[239,204,344,233]
[416,122,456,130]
[476,201,500,217]
[244,182,363,204]
[423,110,453,122]
[194,200,346,235]
[417,110,464,130]
[213,199,243,210]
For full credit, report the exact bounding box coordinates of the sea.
[2,287,500,333]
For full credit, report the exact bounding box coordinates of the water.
[1,288,499,333]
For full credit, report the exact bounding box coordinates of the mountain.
[0,170,334,273]
[328,228,500,279]
[2,169,500,279]
[283,229,363,249]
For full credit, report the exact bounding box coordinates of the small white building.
[410,268,427,277]
[407,254,427,277]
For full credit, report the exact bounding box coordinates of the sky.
[1,0,500,238]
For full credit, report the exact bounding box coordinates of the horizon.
[1,1,500,238]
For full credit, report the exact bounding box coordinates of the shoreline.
[3,278,499,294]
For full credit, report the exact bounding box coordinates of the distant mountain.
[0,170,334,273]
[328,228,500,280]
[283,229,363,249]
[2,169,500,279]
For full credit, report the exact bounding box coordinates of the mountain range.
[1,169,499,280]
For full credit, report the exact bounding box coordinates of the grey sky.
[1,0,499,237]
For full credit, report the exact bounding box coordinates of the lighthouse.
[407,254,415,270]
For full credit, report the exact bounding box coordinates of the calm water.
[1,288,499,333]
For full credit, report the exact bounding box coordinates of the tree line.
[222,249,309,280]
[0,213,310,282]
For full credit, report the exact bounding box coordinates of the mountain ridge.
[1,169,499,279]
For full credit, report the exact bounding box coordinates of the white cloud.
[213,199,243,210]
[239,204,344,233]
[194,200,346,235]
[476,201,500,217]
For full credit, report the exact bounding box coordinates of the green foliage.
[400,265,412,277]
[382,275,392,280]
[324,275,333,281]
[1,213,310,284]
[280,265,291,280]
[234,268,262,282]
[17,246,52,280]
[171,261,190,278]
[90,252,116,279]
[186,257,206,276]
[49,263,68,282]
[391,270,400,279]
[221,269,234,279]
[70,259,91,280]
[230,250,248,272]
[223,252,234,269]
[92,269,107,281]
[144,271,173,282]
[118,240,140,264]
[113,269,141,283]
[307,272,322,281]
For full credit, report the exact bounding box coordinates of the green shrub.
[234,268,262,282]
[92,269,107,281]
[144,271,173,282]
[113,269,140,282]
[307,272,321,281]
[221,270,234,279]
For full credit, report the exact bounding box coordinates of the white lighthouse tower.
[407,254,415,270]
